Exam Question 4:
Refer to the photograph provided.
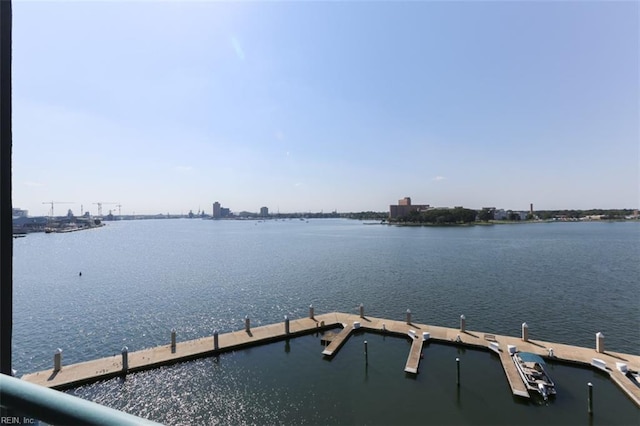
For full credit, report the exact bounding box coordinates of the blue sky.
[12,1,639,216]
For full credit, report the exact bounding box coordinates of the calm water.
[12,219,640,424]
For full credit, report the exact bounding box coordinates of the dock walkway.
[20,312,640,407]
[404,335,424,374]
[321,324,352,357]
[497,346,529,398]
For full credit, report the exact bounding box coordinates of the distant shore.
[386,218,638,227]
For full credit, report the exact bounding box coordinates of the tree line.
[390,207,637,224]
[534,209,636,220]
[395,207,478,224]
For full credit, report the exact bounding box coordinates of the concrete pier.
[19,312,640,407]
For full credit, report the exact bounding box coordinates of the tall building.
[389,197,430,219]
[260,206,269,217]
[212,202,221,219]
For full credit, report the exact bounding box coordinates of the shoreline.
[384,219,638,227]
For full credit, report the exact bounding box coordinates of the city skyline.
[14,198,637,219]
[11,1,639,216]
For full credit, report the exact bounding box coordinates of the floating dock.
[321,324,353,356]
[404,335,424,374]
[20,312,640,407]
[497,346,529,398]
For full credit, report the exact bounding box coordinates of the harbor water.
[12,219,640,424]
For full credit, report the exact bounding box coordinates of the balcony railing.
[0,373,162,425]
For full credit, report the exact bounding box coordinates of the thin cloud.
[230,36,245,60]
[433,176,446,181]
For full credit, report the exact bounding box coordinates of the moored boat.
[512,352,556,400]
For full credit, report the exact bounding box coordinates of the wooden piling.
[121,347,128,372]
[53,349,62,372]
[596,332,604,354]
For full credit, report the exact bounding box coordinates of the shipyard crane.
[42,201,74,217]
[92,202,118,217]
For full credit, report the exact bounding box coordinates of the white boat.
[628,370,640,385]
[512,352,556,400]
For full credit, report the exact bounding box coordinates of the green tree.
[507,212,520,221]
[478,208,494,221]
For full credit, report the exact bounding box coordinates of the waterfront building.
[494,209,507,220]
[12,208,28,218]
[12,215,48,233]
[212,202,221,219]
[480,207,496,220]
[260,206,269,217]
[389,197,430,219]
